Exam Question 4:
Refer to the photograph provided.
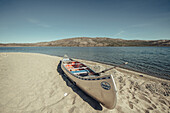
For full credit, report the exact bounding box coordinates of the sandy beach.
[0,53,169,113]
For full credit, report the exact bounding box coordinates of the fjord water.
[0,47,170,80]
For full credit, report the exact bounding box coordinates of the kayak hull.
[61,58,117,109]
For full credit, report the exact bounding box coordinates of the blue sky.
[0,0,170,43]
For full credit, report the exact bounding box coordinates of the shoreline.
[3,51,170,80]
[0,52,169,113]
[1,52,169,81]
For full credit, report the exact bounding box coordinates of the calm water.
[0,47,170,80]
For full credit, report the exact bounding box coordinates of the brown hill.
[0,37,170,47]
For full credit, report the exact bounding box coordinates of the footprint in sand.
[151,103,157,109]
[159,99,167,106]
[138,94,151,103]
[72,96,76,105]
[133,98,139,103]
[68,106,76,113]
[145,109,149,113]
[129,101,133,109]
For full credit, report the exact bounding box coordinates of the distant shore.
[1,37,170,47]
[0,53,169,113]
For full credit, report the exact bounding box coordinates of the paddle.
[96,62,128,74]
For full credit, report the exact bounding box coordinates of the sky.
[0,0,170,43]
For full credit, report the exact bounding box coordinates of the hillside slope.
[0,37,170,47]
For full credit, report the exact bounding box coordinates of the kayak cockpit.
[63,61,99,77]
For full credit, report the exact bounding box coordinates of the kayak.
[61,55,117,109]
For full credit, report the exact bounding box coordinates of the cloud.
[113,30,125,37]
[112,23,150,37]
[27,18,51,28]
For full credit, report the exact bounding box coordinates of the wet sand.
[0,53,169,113]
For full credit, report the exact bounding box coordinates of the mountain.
[0,37,170,47]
